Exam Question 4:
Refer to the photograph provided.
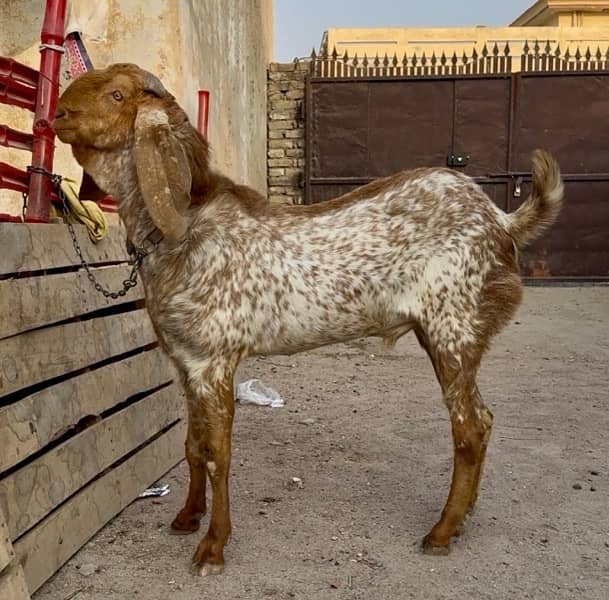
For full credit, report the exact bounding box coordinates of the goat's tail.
[506,149,564,249]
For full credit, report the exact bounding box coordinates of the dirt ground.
[35,287,608,600]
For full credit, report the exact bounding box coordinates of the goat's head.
[54,63,207,241]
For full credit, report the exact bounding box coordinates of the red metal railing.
[0,124,34,151]
[0,0,66,223]
[198,90,210,138]
[0,58,39,110]
[2,1,210,223]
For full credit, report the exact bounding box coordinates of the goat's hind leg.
[415,328,493,516]
[418,345,492,555]
[465,387,493,516]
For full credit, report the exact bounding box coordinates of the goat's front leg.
[190,372,235,576]
[171,410,208,534]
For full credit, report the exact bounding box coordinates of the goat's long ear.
[133,106,192,241]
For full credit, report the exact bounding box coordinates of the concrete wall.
[0,0,273,216]
[526,11,609,26]
[177,0,273,193]
[565,11,609,25]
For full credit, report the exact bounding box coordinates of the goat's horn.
[142,70,170,98]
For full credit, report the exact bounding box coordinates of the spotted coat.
[54,63,563,574]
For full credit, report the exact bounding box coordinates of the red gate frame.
[0,0,66,223]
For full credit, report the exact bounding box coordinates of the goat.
[53,63,564,576]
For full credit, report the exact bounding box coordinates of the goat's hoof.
[170,511,204,534]
[421,536,450,556]
[192,536,225,576]
[192,554,224,577]
[194,562,224,577]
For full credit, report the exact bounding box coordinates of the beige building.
[0,0,273,216]
[322,1,609,66]
[511,0,609,26]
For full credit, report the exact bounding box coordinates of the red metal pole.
[197,90,210,137]
[25,0,67,223]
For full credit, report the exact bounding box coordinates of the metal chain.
[56,175,144,299]
[23,167,144,298]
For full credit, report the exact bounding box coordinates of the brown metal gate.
[304,46,609,280]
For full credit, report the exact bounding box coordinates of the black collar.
[126,228,164,260]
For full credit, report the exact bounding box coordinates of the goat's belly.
[249,302,413,357]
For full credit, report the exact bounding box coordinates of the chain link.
[58,185,144,299]
[23,167,145,298]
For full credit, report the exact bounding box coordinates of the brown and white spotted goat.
[54,63,563,575]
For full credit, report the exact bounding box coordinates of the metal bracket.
[447,154,469,168]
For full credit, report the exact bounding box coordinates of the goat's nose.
[54,108,66,120]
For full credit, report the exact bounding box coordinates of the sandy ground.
[35,287,609,600]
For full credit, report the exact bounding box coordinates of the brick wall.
[267,62,308,205]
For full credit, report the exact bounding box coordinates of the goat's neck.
[78,148,157,247]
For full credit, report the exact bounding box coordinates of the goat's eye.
[112,90,123,101]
